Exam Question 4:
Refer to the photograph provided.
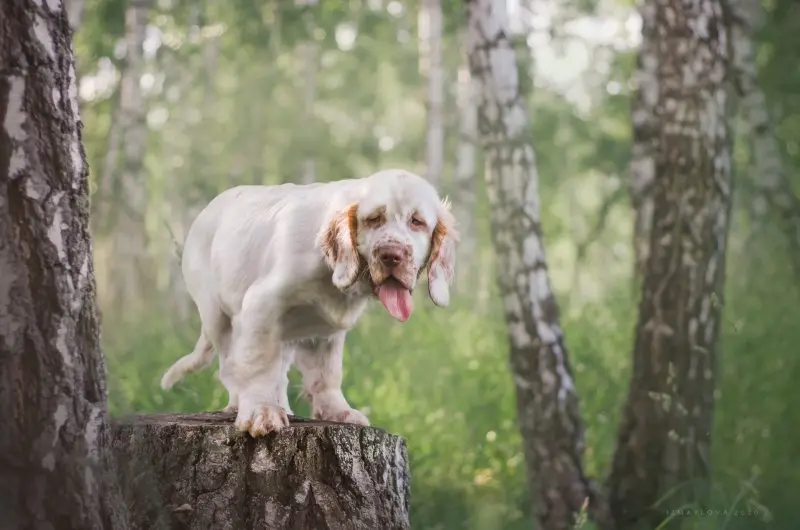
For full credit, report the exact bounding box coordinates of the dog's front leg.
[222,281,292,437]
[295,332,369,426]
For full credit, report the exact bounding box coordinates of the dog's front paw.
[315,407,370,426]
[235,403,290,437]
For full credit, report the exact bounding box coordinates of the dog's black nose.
[378,248,404,268]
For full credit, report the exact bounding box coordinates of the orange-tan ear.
[427,199,459,307]
[318,204,361,290]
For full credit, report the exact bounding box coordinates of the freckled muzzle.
[369,242,417,323]
[369,242,417,290]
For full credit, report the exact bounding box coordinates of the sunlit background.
[72,0,799,528]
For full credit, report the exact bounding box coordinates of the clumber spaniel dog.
[161,169,458,437]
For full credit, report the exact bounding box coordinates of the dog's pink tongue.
[377,281,413,322]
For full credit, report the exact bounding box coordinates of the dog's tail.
[160,331,216,390]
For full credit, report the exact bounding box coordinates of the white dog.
[160,169,458,437]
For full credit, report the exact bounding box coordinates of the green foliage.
[78,0,800,528]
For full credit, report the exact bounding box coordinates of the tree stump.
[109,412,410,530]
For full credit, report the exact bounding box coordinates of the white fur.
[160,169,458,437]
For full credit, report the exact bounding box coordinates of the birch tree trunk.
[729,0,800,277]
[452,32,478,286]
[465,1,607,528]
[299,41,318,185]
[108,0,150,313]
[629,0,659,282]
[607,0,733,528]
[419,0,444,187]
[0,1,128,526]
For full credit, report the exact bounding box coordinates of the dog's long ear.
[427,199,459,307]
[318,204,361,290]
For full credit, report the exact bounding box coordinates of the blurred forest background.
[68,0,798,528]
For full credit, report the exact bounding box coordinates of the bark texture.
[452,31,478,286]
[607,0,733,528]
[465,1,606,528]
[419,0,444,187]
[110,412,411,530]
[729,0,800,277]
[0,1,128,527]
[629,0,659,281]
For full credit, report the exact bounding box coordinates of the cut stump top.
[115,411,367,428]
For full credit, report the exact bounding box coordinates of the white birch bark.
[418,0,444,187]
[453,31,478,286]
[465,1,608,528]
[630,0,658,281]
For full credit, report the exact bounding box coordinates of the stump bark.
[109,412,410,530]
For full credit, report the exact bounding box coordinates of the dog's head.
[318,169,459,322]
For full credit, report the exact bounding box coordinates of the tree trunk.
[110,412,411,530]
[0,1,128,527]
[452,30,478,287]
[729,0,800,277]
[629,0,658,282]
[465,1,607,528]
[299,41,318,185]
[607,0,733,528]
[419,0,444,187]
[107,0,151,313]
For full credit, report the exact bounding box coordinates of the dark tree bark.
[0,1,129,527]
[607,0,733,528]
[465,1,608,528]
[111,413,411,530]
